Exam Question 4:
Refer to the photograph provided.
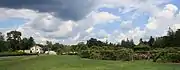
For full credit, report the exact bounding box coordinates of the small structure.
[30,45,43,54]
[45,51,57,55]
[24,50,31,53]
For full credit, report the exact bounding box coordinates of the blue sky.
[1,0,180,30]
[0,18,26,28]
[0,0,180,44]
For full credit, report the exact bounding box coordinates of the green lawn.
[0,55,180,70]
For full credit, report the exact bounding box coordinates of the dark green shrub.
[78,48,134,61]
[0,52,37,57]
[89,50,102,59]
[134,44,150,52]
[79,50,90,58]
[100,50,115,60]
[160,53,180,63]
[114,49,133,61]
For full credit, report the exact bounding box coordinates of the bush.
[160,53,180,63]
[114,49,133,61]
[134,44,150,52]
[79,50,90,58]
[79,48,133,61]
[152,48,180,63]
[0,52,37,57]
[89,50,102,59]
[100,50,115,60]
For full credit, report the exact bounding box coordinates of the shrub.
[100,50,115,60]
[78,48,134,61]
[134,44,150,52]
[114,49,133,61]
[89,50,102,59]
[160,53,180,63]
[79,50,90,58]
[0,52,37,57]
[152,48,180,63]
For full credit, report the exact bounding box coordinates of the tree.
[153,37,166,48]
[148,36,155,46]
[167,27,174,37]
[77,42,88,51]
[173,29,180,46]
[86,38,105,47]
[139,38,143,45]
[46,41,53,51]
[129,39,135,48]
[20,38,29,50]
[121,39,135,48]
[52,43,61,52]
[6,31,22,51]
[28,37,35,48]
[0,32,4,41]
[0,32,7,52]
[121,40,126,47]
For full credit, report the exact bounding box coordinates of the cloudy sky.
[0,0,180,44]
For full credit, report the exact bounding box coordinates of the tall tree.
[148,36,155,46]
[174,29,180,46]
[129,39,135,48]
[139,38,143,45]
[86,38,105,47]
[6,31,22,51]
[28,37,35,48]
[46,41,53,51]
[121,40,126,47]
[0,32,4,41]
[0,32,7,52]
[20,38,29,50]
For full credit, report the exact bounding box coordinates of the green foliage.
[0,52,37,57]
[121,39,135,48]
[6,31,22,51]
[134,44,150,52]
[148,36,155,46]
[160,53,180,63]
[79,48,133,61]
[79,50,90,58]
[152,47,180,63]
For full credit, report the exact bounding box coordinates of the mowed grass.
[0,55,180,70]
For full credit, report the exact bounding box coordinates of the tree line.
[0,28,180,62]
[1,28,180,52]
[0,31,35,52]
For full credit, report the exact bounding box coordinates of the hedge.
[0,52,37,57]
[79,48,134,61]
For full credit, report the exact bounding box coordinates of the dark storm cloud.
[0,0,96,21]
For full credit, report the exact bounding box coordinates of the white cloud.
[0,0,180,45]
[146,4,179,31]
[90,11,120,24]
[86,27,94,33]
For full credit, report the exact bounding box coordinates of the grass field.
[0,55,180,70]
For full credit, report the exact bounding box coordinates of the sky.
[0,0,180,45]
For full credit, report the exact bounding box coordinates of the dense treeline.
[0,31,35,52]
[0,28,180,63]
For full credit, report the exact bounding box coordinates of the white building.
[45,51,57,55]
[30,45,44,54]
